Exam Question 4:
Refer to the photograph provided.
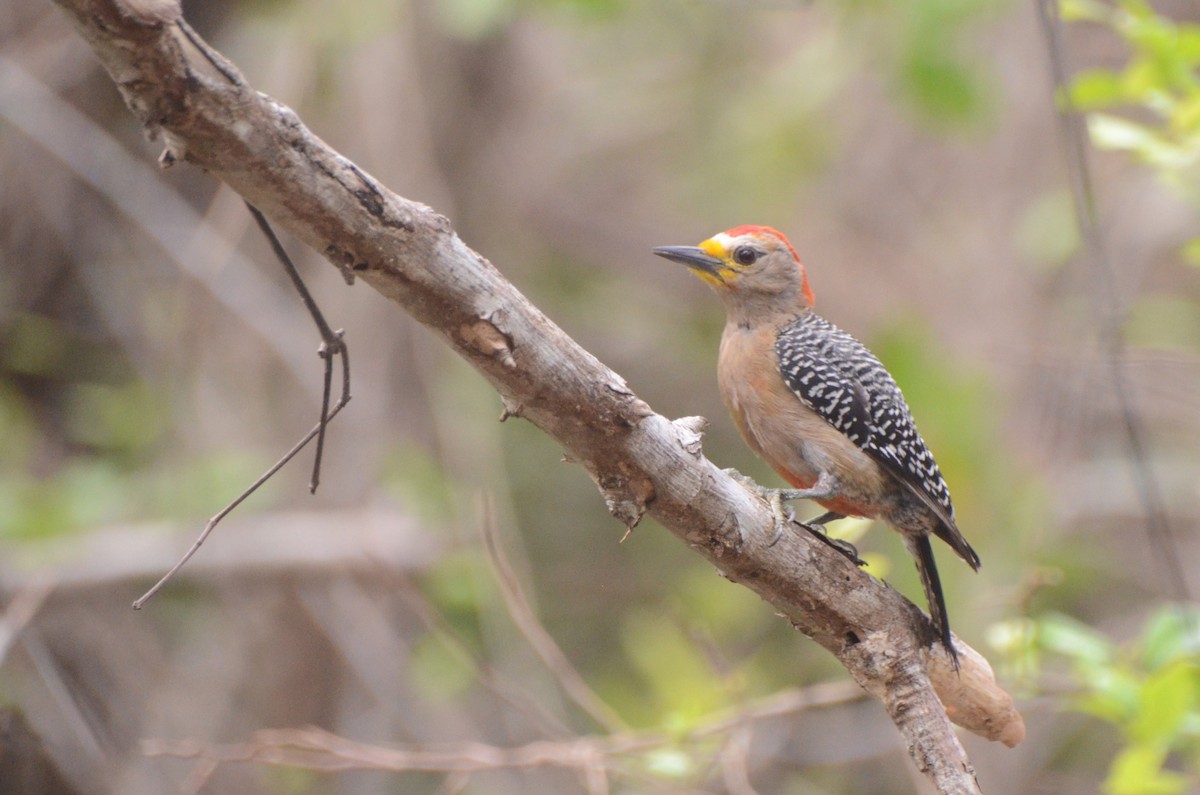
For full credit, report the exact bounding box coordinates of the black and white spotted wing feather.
[775,313,980,570]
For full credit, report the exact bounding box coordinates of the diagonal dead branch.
[51,1,1023,790]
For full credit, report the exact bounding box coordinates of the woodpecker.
[654,225,980,662]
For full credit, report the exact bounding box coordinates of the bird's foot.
[721,469,809,546]
[720,470,865,562]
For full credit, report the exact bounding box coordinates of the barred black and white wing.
[775,314,979,569]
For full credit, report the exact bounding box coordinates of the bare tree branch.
[50,0,1025,790]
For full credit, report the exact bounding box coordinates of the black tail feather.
[932,517,981,571]
[907,533,958,667]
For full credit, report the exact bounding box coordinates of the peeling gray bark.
[50,1,1024,790]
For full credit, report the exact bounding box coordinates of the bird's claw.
[767,490,795,546]
[800,522,866,566]
[721,468,796,546]
[721,472,862,563]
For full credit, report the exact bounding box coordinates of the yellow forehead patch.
[689,233,739,288]
[699,233,733,259]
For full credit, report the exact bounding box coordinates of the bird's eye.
[733,246,758,266]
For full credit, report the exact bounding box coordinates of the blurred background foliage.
[1,0,1199,793]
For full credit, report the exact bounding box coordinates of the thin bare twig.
[245,202,350,493]
[1034,0,1191,603]
[141,680,865,777]
[132,207,350,609]
[143,727,610,774]
[130,401,349,608]
[690,681,864,740]
[392,576,575,739]
[478,495,630,735]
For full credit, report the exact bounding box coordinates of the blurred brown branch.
[142,682,867,782]
[51,0,1023,790]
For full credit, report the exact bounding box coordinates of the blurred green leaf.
[1075,665,1141,724]
[1038,612,1113,665]
[900,48,987,124]
[1116,0,1153,21]
[858,552,892,580]
[1128,661,1198,745]
[1105,743,1189,795]
[1140,606,1200,671]
[1171,95,1200,135]
[1017,607,1200,793]
[1179,26,1200,62]
[987,617,1041,685]
[1068,1,1200,226]
[1071,69,1129,109]
[828,515,875,545]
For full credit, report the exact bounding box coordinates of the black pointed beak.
[652,245,725,279]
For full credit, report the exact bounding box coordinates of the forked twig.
[245,202,349,494]
[132,204,351,609]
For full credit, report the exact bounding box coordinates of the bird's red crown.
[722,225,804,268]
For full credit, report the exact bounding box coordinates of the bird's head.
[653,225,815,311]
